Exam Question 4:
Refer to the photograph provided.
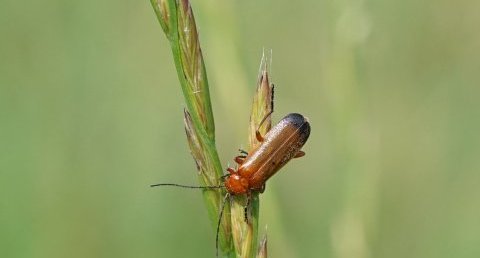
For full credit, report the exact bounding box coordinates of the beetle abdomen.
[238,113,310,190]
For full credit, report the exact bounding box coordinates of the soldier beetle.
[152,112,310,257]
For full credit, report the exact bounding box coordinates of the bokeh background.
[2,0,480,257]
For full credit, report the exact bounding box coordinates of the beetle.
[151,112,310,257]
[225,112,310,194]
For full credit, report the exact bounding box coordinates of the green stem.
[150,0,233,256]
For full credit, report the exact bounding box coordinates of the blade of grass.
[150,0,233,256]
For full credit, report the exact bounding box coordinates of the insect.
[152,112,310,257]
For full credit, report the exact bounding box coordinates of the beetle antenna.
[270,84,275,112]
[150,183,224,189]
[216,193,230,258]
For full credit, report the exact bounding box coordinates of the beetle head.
[224,173,249,195]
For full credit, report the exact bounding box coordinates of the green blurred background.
[2,0,480,257]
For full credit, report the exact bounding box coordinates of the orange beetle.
[224,113,310,195]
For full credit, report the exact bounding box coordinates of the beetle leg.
[294,151,306,158]
[255,131,265,142]
[227,167,236,174]
[260,184,266,193]
[234,157,245,164]
[235,150,248,164]
[244,192,251,223]
[255,110,274,142]
[234,155,246,165]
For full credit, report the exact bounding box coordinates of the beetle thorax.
[224,173,249,195]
